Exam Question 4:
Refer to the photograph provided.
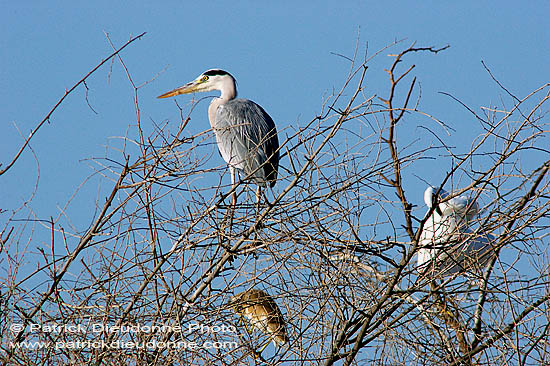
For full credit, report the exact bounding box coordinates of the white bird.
[422,186,479,223]
[418,186,495,277]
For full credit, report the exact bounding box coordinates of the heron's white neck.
[208,76,237,129]
[217,75,237,102]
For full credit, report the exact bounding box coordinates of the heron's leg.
[256,339,271,354]
[223,167,236,252]
[256,186,261,212]
[231,167,237,207]
[250,186,264,247]
[430,281,455,319]
[238,316,251,335]
[238,318,268,362]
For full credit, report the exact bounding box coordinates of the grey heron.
[229,289,289,351]
[418,186,495,277]
[158,69,279,204]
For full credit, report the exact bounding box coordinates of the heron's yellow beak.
[157,80,203,99]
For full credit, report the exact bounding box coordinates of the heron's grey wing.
[216,99,279,187]
[457,230,495,270]
[431,229,495,276]
[446,195,479,222]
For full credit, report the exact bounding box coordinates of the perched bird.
[158,69,279,202]
[229,289,289,350]
[418,186,495,277]
[423,186,479,223]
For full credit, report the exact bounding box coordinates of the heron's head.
[424,186,449,208]
[228,293,243,313]
[157,69,236,98]
[424,186,448,217]
[424,185,479,220]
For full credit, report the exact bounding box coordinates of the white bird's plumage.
[423,186,479,222]
[418,186,495,277]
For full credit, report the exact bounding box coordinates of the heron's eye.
[202,75,209,82]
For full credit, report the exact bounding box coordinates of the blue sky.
[1,1,550,362]
[2,1,549,262]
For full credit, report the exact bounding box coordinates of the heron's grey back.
[215,98,279,187]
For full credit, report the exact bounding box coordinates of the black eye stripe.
[203,69,229,77]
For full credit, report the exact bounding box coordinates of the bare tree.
[1,37,549,366]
